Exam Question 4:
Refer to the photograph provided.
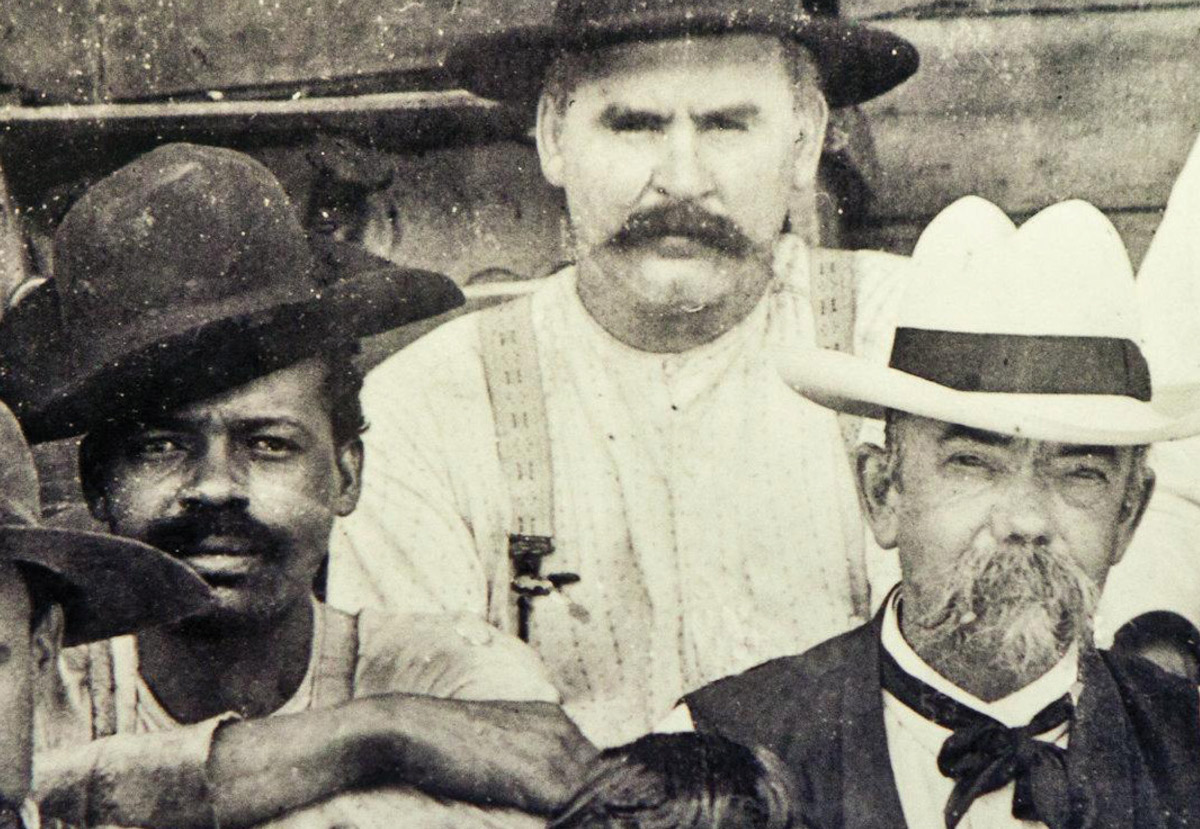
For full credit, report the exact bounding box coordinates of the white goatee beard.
[908,530,1101,678]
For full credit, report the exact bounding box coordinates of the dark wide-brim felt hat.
[0,401,213,646]
[0,143,464,444]
[447,0,919,109]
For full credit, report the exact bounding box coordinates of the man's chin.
[623,261,738,314]
[942,600,1084,675]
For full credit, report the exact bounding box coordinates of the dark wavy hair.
[548,733,798,829]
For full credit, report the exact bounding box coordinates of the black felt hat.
[0,143,464,443]
[447,0,919,109]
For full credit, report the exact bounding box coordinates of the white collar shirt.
[880,592,1080,829]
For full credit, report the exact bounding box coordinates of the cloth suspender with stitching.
[478,295,577,642]
[479,248,861,643]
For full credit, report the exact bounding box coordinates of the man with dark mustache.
[676,198,1200,828]
[5,143,593,828]
[328,0,921,748]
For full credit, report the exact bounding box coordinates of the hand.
[369,697,597,815]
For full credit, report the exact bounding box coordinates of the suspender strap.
[809,246,863,453]
[479,296,561,641]
[310,607,359,709]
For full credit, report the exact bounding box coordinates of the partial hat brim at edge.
[0,525,214,647]
[776,346,1200,445]
[448,11,919,109]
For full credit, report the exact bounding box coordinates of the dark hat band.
[889,328,1152,401]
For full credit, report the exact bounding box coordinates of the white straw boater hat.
[777,196,1200,445]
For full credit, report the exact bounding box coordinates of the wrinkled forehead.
[891,413,1144,465]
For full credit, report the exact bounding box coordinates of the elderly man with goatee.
[678,197,1200,828]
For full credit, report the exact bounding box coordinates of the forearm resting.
[38,695,592,829]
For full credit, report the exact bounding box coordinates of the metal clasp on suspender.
[508,533,579,641]
[480,294,580,642]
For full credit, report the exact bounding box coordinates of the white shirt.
[879,593,1079,829]
[329,241,898,746]
[39,601,555,829]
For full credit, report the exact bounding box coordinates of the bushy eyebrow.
[598,103,761,130]
[937,423,1013,448]
[138,415,310,435]
[1055,444,1119,462]
[599,105,669,130]
[694,104,760,128]
[936,423,1119,463]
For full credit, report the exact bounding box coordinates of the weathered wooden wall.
[3,0,1199,267]
[854,3,1200,263]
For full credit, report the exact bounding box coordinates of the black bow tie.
[880,646,1074,829]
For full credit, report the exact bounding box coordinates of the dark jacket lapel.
[838,610,909,829]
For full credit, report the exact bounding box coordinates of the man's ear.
[332,438,364,517]
[855,443,900,550]
[790,94,829,192]
[1111,466,1156,567]
[31,604,63,679]
[536,93,567,188]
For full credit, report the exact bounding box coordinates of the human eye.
[1061,462,1111,485]
[698,112,750,132]
[946,452,993,471]
[246,433,301,459]
[126,433,186,460]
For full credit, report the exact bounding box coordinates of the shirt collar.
[19,799,38,829]
[880,589,1081,728]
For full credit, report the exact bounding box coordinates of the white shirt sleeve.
[328,318,498,619]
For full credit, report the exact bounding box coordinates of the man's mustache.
[913,533,1099,674]
[144,507,283,560]
[606,203,752,257]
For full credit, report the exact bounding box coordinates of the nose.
[652,123,713,202]
[991,468,1054,548]
[178,441,248,510]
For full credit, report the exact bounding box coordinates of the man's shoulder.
[350,606,559,703]
[1098,647,1200,720]
[364,304,489,390]
[365,271,571,390]
[688,622,873,710]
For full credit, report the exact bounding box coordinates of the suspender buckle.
[507,534,579,642]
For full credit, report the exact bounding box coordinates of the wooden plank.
[99,0,552,101]
[0,92,528,206]
[851,0,1200,23]
[863,7,1200,219]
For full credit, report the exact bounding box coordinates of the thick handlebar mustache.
[606,204,752,256]
[144,508,284,559]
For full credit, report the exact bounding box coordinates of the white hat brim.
[776,347,1200,446]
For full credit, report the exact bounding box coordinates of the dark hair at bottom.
[549,732,797,829]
